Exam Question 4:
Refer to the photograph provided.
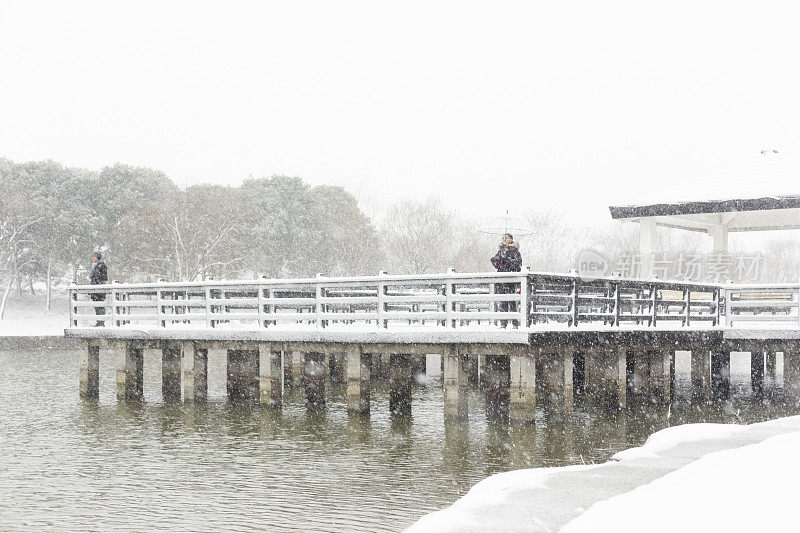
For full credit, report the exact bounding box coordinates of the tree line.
[4,156,792,318]
[0,157,504,316]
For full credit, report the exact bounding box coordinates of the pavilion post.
[639,219,656,279]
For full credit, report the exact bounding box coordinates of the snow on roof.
[610,156,800,219]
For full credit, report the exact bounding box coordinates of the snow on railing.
[723,283,800,329]
[68,271,529,331]
[66,270,770,331]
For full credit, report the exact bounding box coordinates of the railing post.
[205,285,213,328]
[445,275,454,329]
[157,287,164,328]
[315,274,324,329]
[257,278,265,329]
[109,282,117,328]
[69,284,76,327]
[377,270,387,329]
[529,271,537,326]
[796,287,800,328]
[684,287,691,327]
[520,270,530,328]
[613,281,620,327]
[571,277,580,327]
[651,285,658,327]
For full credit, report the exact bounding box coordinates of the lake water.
[1,347,798,532]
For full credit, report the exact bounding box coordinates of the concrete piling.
[389,354,413,415]
[765,350,777,382]
[583,348,625,409]
[784,345,800,401]
[289,350,304,388]
[259,344,283,407]
[711,347,731,400]
[750,348,765,398]
[304,352,326,405]
[596,346,627,410]
[648,349,671,404]
[227,349,259,400]
[690,344,712,402]
[115,341,143,401]
[329,352,346,385]
[346,346,370,413]
[162,343,182,399]
[182,342,207,403]
[425,353,442,382]
[509,353,536,424]
[541,350,573,415]
[630,346,649,397]
[483,354,510,419]
[80,343,100,399]
[444,347,469,421]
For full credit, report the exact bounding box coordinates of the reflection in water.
[2,348,800,532]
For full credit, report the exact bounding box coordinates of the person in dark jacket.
[90,251,108,326]
[490,233,522,327]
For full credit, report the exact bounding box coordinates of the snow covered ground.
[0,292,69,337]
[407,415,800,533]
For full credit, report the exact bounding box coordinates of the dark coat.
[490,244,522,273]
[90,260,108,285]
[90,260,108,301]
[491,244,522,295]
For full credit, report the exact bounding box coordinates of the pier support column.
[304,352,326,405]
[115,341,143,401]
[483,355,510,419]
[751,348,765,399]
[227,348,259,400]
[80,343,100,399]
[182,342,207,402]
[389,354,413,415]
[583,350,599,396]
[510,352,536,425]
[542,350,573,416]
[691,344,712,402]
[711,347,731,400]
[371,354,390,382]
[259,344,283,407]
[426,353,442,382]
[329,352,346,385]
[346,346,370,413]
[444,347,469,421]
[765,350,777,382]
[649,349,671,405]
[594,347,627,410]
[162,343,182,400]
[784,345,800,401]
[630,346,649,397]
[289,350,304,388]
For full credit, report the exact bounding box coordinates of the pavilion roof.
[609,158,800,232]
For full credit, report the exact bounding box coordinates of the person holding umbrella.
[490,233,522,327]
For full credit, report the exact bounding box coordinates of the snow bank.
[407,416,800,533]
[408,465,598,533]
[563,429,800,533]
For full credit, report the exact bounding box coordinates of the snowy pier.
[65,271,800,421]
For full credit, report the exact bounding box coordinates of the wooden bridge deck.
[66,272,800,422]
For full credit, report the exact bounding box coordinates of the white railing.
[68,271,529,331]
[65,270,751,332]
[724,283,800,329]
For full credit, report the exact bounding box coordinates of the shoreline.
[407,415,800,532]
[0,334,78,349]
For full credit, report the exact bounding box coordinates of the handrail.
[68,270,800,331]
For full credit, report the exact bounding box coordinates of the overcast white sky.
[1,1,799,228]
